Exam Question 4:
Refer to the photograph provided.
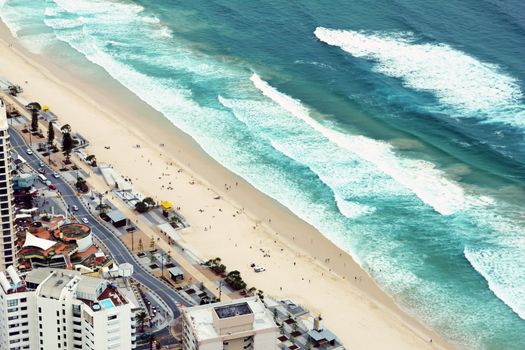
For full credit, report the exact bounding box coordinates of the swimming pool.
[100,299,115,309]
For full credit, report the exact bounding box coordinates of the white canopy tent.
[23,231,56,251]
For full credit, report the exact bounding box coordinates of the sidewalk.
[74,159,229,302]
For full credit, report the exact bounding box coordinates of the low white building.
[0,267,136,350]
[182,297,278,350]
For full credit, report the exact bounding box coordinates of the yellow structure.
[161,201,173,211]
[42,105,49,112]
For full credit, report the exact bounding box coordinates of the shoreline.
[0,20,455,350]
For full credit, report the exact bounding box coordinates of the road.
[9,127,192,325]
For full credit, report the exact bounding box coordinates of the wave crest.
[314,27,525,126]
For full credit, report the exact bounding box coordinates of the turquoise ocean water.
[1,0,524,348]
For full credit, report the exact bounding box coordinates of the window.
[107,315,117,321]
[7,299,17,307]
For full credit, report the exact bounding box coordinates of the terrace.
[80,285,129,312]
[52,223,91,242]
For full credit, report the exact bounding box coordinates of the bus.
[38,174,48,184]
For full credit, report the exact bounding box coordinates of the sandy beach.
[0,20,454,350]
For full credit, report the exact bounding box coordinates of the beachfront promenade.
[8,127,191,323]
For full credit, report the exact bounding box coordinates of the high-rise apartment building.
[0,267,137,350]
[182,297,278,350]
[0,99,15,270]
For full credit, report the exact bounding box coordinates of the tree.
[47,121,54,145]
[225,270,246,291]
[138,238,144,252]
[95,203,110,212]
[31,110,38,132]
[61,124,73,162]
[257,289,265,302]
[150,254,157,264]
[75,177,89,193]
[143,197,155,207]
[86,154,97,167]
[148,333,161,350]
[149,236,155,250]
[135,201,148,213]
[135,311,147,333]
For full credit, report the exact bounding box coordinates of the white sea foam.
[218,94,382,220]
[314,27,525,125]
[250,73,474,216]
[51,0,144,15]
[465,246,525,320]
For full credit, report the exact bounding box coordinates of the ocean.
[1,0,524,348]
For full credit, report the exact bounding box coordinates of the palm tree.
[86,154,97,167]
[135,311,147,333]
[257,289,265,302]
[31,110,38,132]
[148,333,161,350]
[47,121,54,145]
[61,124,73,163]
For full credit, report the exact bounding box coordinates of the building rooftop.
[184,297,277,342]
[25,267,73,287]
[168,266,184,277]
[37,270,80,299]
[307,328,337,342]
[214,302,252,319]
[76,276,106,301]
[106,209,127,223]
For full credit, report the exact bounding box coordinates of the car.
[81,218,89,224]
[48,184,56,190]
[72,205,79,211]
[37,168,45,174]
[52,172,60,179]
[26,149,33,155]
[38,161,45,167]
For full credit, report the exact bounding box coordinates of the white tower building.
[0,267,137,350]
[0,99,15,270]
[182,297,278,350]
